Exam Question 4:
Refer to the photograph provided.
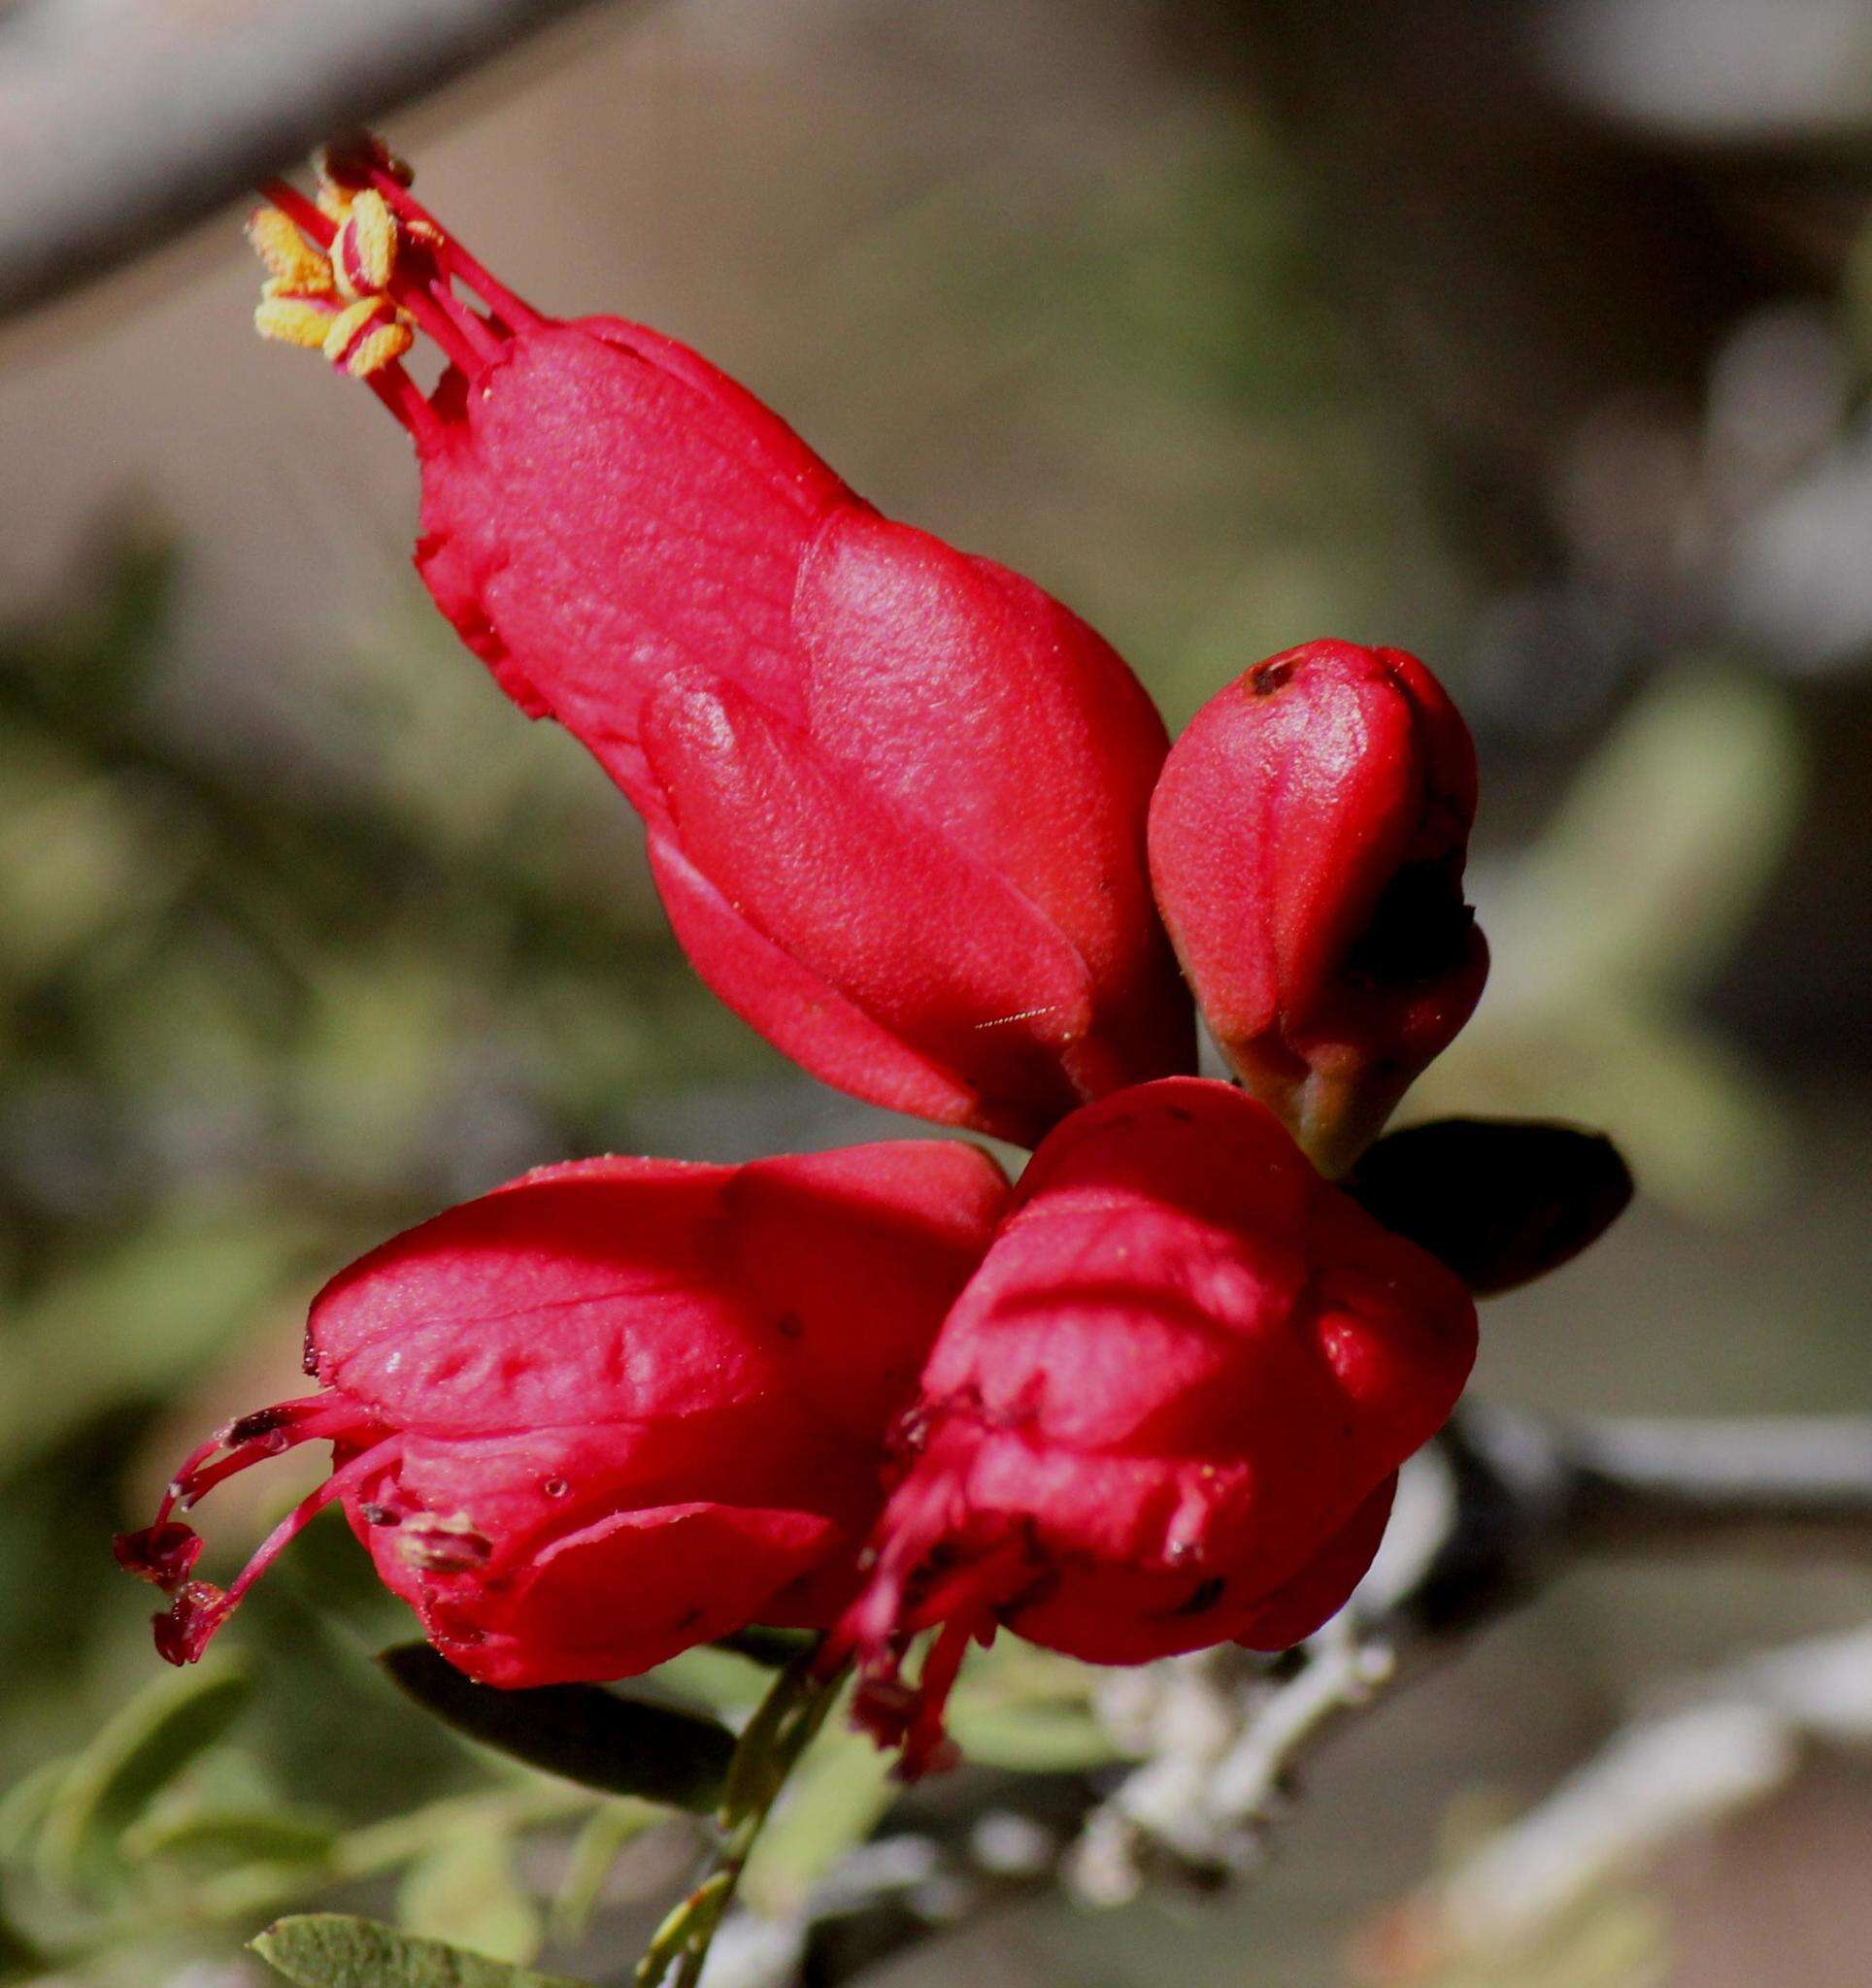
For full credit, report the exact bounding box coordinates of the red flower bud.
[248,156,1193,1144]
[116,1142,1008,1686]
[1148,640,1488,1176]
[832,1078,1476,1775]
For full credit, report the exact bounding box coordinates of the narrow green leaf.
[742,1717,896,1914]
[121,1804,340,1870]
[0,1759,67,1866]
[251,1913,588,1988]
[634,1872,730,1988]
[550,1802,659,1945]
[36,1665,250,1885]
[399,1822,542,1967]
[380,1644,734,1813]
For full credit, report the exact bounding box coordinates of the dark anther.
[225,1408,290,1446]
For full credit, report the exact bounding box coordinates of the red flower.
[832,1077,1476,1775]
[116,1142,1008,1687]
[248,145,1193,1145]
[1148,640,1488,1176]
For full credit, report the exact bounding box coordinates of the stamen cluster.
[249,138,416,379]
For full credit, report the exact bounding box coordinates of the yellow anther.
[317,182,353,225]
[332,188,398,300]
[246,206,331,293]
[322,294,415,379]
[254,282,337,350]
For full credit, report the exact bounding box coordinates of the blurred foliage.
[0,534,779,1983]
[1413,666,1805,1217]
[1349,1791,1672,1988]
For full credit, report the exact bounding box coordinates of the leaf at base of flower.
[380,1644,735,1813]
[1345,1117,1632,1295]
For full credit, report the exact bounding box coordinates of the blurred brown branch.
[0,0,624,321]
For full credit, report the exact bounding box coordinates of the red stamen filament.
[259,178,334,251]
[364,170,545,333]
[150,1395,332,1523]
[218,1435,404,1617]
[152,1433,406,1666]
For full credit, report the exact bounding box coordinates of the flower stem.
[637,1641,846,1988]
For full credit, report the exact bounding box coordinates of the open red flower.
[116,1141,1008,1687]
[832,1077,1476,1774]
[247,141,1193,1145]
[1148,640,1488,1176]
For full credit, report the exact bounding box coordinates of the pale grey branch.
[0,0,619,320]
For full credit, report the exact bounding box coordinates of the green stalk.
[636,1644,846,1988]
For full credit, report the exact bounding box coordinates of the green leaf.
[121,1803,339,1870]
[380,1644,735,1813]
[251,1913,589,1988]
[742,1716,896,1914]
[36,1664,250,1886]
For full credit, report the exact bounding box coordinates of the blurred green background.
[1,2,1868,1984]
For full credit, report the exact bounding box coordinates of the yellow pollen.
[322,294,415,378]
[246,206,331,293]
[254,283,337,349]
[255,139,421,383]
[333,188,398,299]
